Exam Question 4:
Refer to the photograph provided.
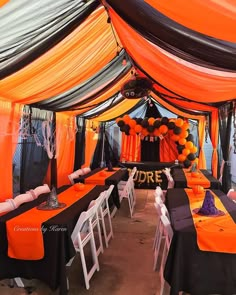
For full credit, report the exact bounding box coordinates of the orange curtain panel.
[145,0,236,43]
[120,133,141,162]
[109,8,236,103]
[56,113,76,187]
[0,101,22,201]
[160,133,178,162]
[0,7,118,104]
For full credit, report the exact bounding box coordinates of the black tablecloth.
[0,185,107,295]
[172,168,222,189]
[164,188,236,295]
[75,167,128,208]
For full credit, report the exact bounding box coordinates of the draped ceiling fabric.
[0,0,235,192]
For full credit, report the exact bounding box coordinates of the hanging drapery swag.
[116,115,198,168]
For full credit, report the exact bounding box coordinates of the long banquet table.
[171,168,222,189]
[75,167,128,208]
[164,188,236,295]
[0,184,107,295]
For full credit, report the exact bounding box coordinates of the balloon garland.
[116,115,198,168]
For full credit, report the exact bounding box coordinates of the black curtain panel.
[141,103,161,161]
[73,117,86,170]
[91,123,105,169]
[219,102,233,193]
[18,107,51,193]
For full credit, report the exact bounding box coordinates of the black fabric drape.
[91,123,105,169]
[106,0,236,71]
[219,102,233,193]
[18,108,50,193]
[73,117,86,170]
[0,0,100,79]
[32,50,132,112]
[141,103,161,161]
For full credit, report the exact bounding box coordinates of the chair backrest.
[227,189,236,200]
[160,214,173,242]
[130,167,137,178]
[163,168,175,189]
[155,186,164,200]
[71,204,98,244]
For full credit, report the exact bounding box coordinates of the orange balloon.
[175,118,184,127]
[182,148,190,156]
[182,122,190,130]
[148,117,155,125]
[129,119,136,128]
[190,146,198,153]
[159,124,168,134]
[171,134,180,141]
[153,129,161,136]
[179,138,186,145]
[185,141,194,149]
[123,114,131,123]
[142,129,149,136]
[115,117,122,123]
[179,130,189,138]
[178,154,186,162]
[134,125,142,133]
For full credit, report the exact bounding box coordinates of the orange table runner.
[84,168,120,185]
[6,184,95,260]
[185,188,236,253]
[183,169,211,188]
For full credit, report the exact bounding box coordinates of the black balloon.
[187,153,196,161]
[183,159,192,168]
[147,125,155,133]
[117,120,125,127]
[153,120,161,128]
[173,126,182,135]
[161,117,169,125]
[177,145,185,153]
[141,118,149,128]
[136,118,143,124]
[167,121,175,130]
[187,134,194,142]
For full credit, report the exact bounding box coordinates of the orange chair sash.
[6,184,95,260]
[185,188,236,253]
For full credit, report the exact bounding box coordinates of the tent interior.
[0,0,235,201]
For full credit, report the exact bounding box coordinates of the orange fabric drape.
[145,0,236,43]
[6,184,96,260]
[0,0,8,7]
[0,100,22,201]
[186,188,236,253]
[56,113,76,187]
[82,128,98,168]
[198,118,207,169]
[84,168,120,185]
[159,133,178,162]
[109,8,236,103]
[0,7,118,104]
[120,133,141,162]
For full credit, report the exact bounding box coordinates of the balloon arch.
[116,115,198,168]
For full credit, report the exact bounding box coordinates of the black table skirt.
[172,168,222,189]
[164,188,236,295]
[0,185,107,295]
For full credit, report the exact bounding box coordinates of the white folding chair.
[154,186,165,203]
[153,202,169,270]
[118,166,137,190]
[158,215,173,295]
[87,194,105,257]
[97,185,114,248]
[118,175,136,218]
[227,188,236,201]
[67,204,100,290]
